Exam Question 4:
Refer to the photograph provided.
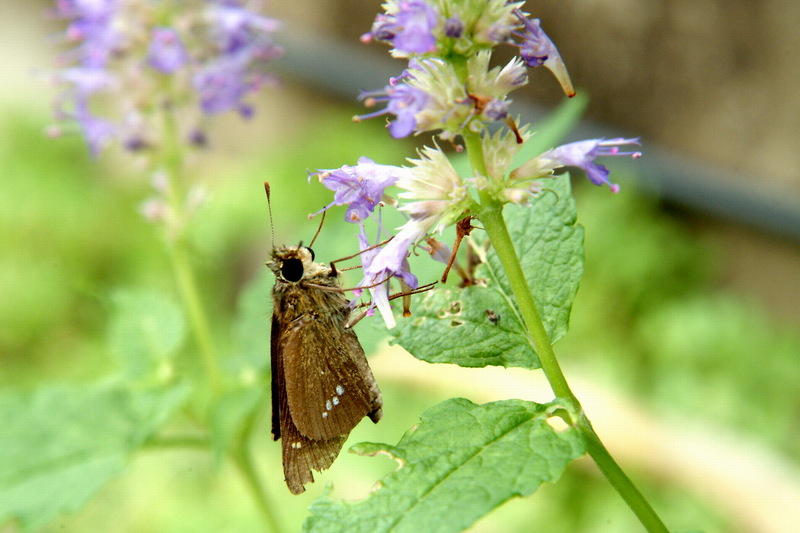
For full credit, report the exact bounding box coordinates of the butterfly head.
[269,245,326,282]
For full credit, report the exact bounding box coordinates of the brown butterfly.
[267,244,383,494]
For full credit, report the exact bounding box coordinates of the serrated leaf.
[303,398,585,533]
[387,285,531,368]
[107,290,186,377]
[0,382,189,531]
[390,176,583,368]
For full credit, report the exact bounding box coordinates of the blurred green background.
[2,1,800,532]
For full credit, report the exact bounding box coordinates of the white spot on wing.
[332,396,339,405]
[336,385,344,395]
[322,412,328,418]
[325,400,332,411]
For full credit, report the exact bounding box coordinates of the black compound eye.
[281,258,304,282]
[303,246,315,261]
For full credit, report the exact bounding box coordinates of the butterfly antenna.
[264,181,275,249]
[308,209,326,249]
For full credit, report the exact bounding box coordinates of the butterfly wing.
[271,316,347,494]
[280,312,378,441]
[270,314,282,441]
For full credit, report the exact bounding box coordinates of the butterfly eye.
[281,258,304,282]
[303,246,315,261]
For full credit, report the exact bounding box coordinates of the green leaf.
[107,290,186,378]
[0,382,189,532]
[303,398,585,533]
[390,176,583,368]
[387,286,531,368]
[228,270,272,374]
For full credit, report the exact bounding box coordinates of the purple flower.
[193,2,283,116]
[207,1,281,53]
[55,66,116,95]
[147,28,188,74]
[74,98,116,156]
[356,61,430,138]
[512,10,575,97]
[49,0,283,156]
[358,84,429,139]
[482,99,508,121]
[192,52,253,115]
[356,224,420,329]
[541,138,642,193]
[514,17,556,68]
[311,157,407,223]
[55,0,122,68]
[386,84,430,137]
[444,16,464,39]
[52,67,118,156]
[366,0,438,55]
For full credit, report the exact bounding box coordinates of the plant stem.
[478,206,575,400]
[160,109,221,393]
[479,206,668,532]
[465,131,668,532]
[170,241,221,393]
[232,416,282,533]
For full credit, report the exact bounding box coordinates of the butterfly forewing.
[270,314,282,441]
[272,320,348,494]
[281,314,374,440]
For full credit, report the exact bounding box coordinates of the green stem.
[478,206,575,400]
[232,416,281,533]
[465,131,668,533]
[480,207,668,532]
[160,109,221,393]
[170,242,221,393]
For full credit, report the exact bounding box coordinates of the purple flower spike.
[312,157,406,223]
[147,28,188,74]
[367,0,438,55]
[542,138,642,192]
